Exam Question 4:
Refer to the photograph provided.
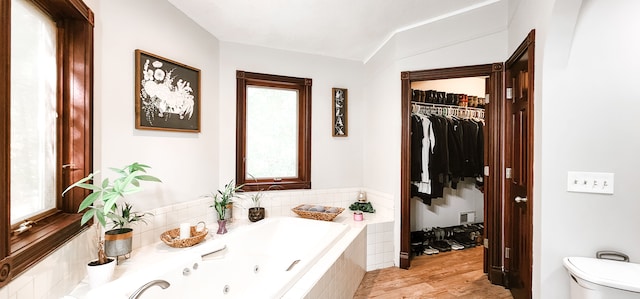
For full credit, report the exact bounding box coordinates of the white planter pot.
[86,258,116,289]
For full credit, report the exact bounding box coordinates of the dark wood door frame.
[400,64,505,286]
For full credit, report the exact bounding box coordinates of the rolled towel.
[309,205,325,212]
[325,207,339,213]
[299,204,312,210]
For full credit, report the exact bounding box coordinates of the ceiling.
[167,0,500,62]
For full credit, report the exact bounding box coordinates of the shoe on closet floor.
[424,246,439,255]
[446,240,465,250]
[431,240,451,252]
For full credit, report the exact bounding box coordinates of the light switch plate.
[567,171,614,194]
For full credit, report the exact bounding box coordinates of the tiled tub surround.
[0,228,96,299]
[84,217,351,298]
[0,188,393,299]
[287,222,367,299]
[70,215,387,299]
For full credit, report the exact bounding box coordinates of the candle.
[353,212,364,221]
[179,223,191,239]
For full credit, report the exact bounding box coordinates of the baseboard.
[489,267,505,286]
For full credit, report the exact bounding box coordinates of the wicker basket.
[292,204,344,221]
[161,224,208,248]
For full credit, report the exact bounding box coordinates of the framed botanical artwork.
[135,49,201,132]
[332,87,348,137]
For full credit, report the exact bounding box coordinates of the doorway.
[399,29,535,298]
[400,64,505,285]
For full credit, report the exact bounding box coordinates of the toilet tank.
[563,257,640,299]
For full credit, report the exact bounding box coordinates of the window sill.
[1,213,85,288]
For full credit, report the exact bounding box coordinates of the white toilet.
[563,256,640,299]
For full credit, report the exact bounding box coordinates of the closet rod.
[411,101,485,112]
[411,101,485,120]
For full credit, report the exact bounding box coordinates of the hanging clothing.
[410,106,485,205]
[410,115,424,182]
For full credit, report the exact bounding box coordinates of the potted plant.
[103,202,153,258]
[62,162,161,288]
[247,191,266,222]
[349,191,375,221]
[209,180,243,234]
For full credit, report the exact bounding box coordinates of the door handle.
[515,196,527,203]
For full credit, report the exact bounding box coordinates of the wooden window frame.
[235,71,312,191]
[0,0,94,287]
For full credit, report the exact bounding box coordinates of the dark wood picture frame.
[332,87,348,137]
[135,49,201,132]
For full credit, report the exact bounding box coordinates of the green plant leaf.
[95,210,106,227]
[129,162,151,172]
[121,185,142,195]
[119,171,141,191]
[109,167,127,176]
[101,192,119,214]
[78,191,102,212]
[102,178,109,188]
[136,175,162,182]
[74,183,102,191]
[62,172,96,196]
[80,208,96,225]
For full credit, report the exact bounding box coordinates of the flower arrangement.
[210,180,243,220]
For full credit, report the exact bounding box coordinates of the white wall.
[532,0,640,298]
[411,181,485,230]
[396,1,508,71]
[91,0,221,212]
[217,42,365,189]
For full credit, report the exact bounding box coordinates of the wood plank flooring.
[354,247,513,299]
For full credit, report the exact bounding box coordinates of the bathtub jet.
[286,259,301,271]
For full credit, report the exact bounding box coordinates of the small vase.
[224,203,233,223]
[216,219,228,234]
[248,207,265,222]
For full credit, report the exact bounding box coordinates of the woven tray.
[292,204,344,221]
[161,223,208,248]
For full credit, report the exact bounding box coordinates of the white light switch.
[567,171,614,194]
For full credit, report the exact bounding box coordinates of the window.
[0,0,93,287]
[10,0,58,224]
[236,71,312,191]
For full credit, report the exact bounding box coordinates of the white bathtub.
[86,217,349,299]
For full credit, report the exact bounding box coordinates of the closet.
[400,64,505,287]
[409,78,487,256]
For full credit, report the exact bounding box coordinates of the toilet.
[563,256,640,299]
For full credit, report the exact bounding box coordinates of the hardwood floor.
[354,247,513,299]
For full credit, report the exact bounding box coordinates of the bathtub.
[86,217,349,299]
